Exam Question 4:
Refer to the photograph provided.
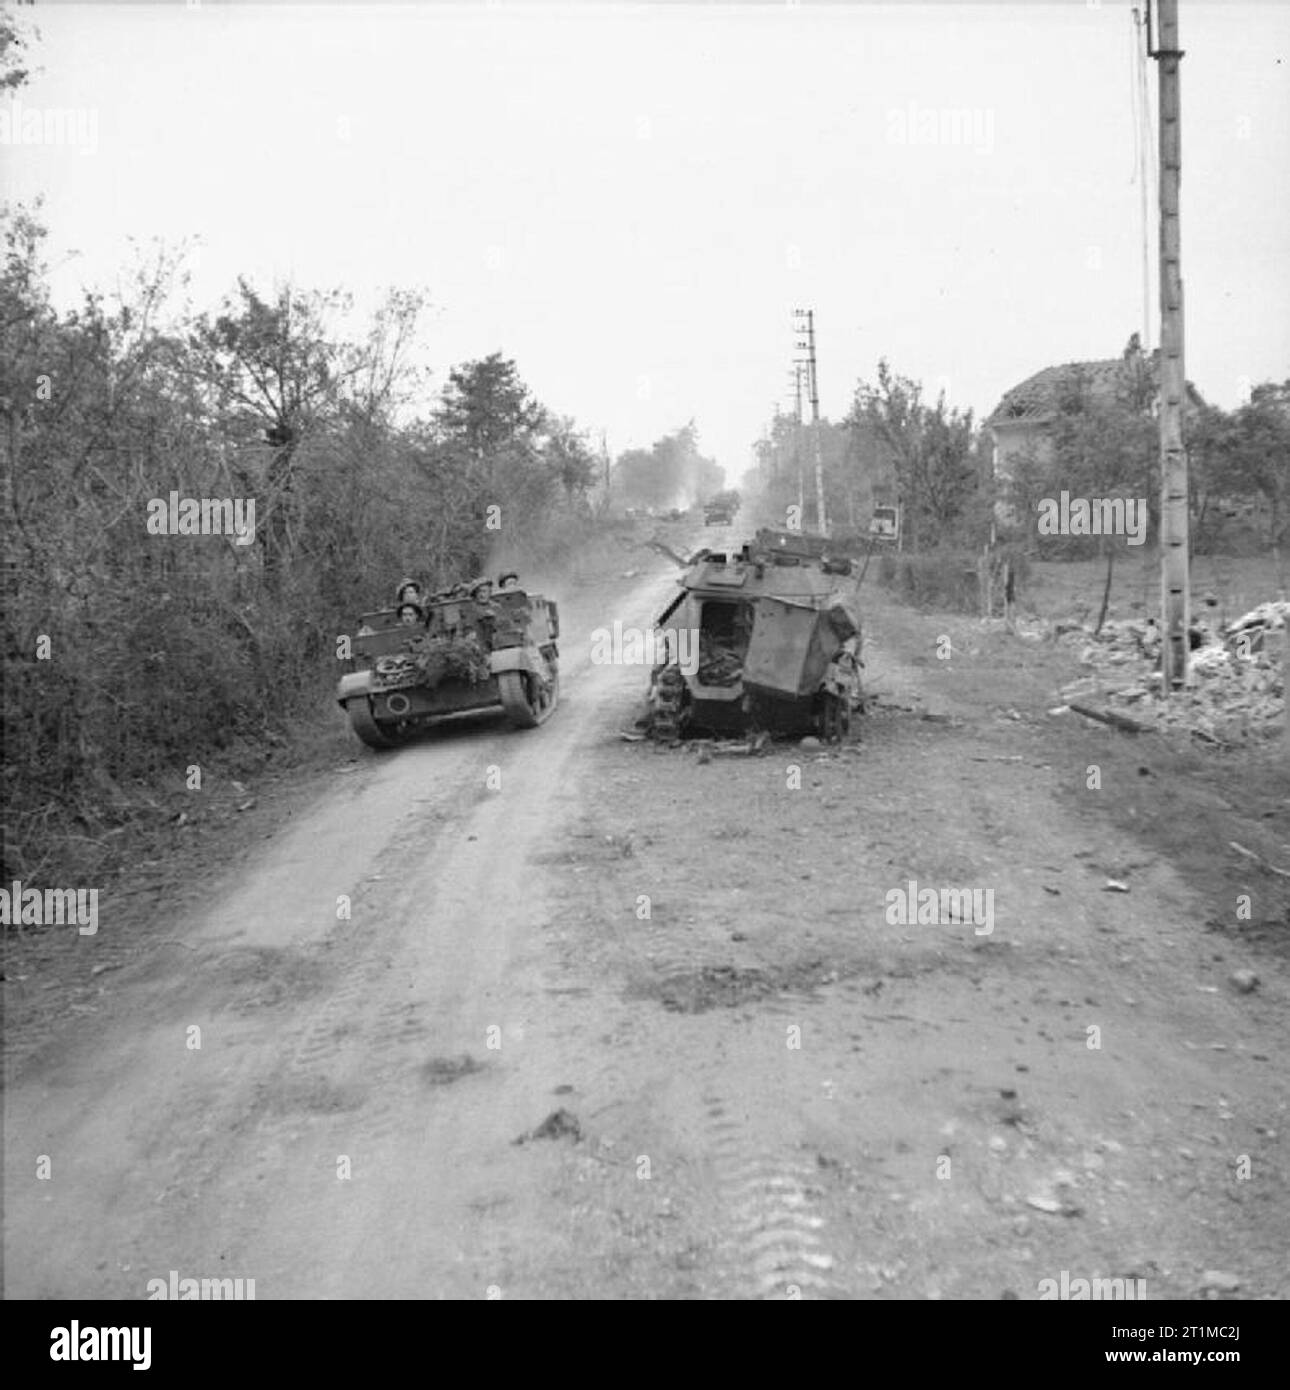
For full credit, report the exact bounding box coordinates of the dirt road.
[6,536,1287,1300]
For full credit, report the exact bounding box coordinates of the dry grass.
[1026,551,1288,630]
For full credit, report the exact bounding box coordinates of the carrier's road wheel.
[346,697,399,749]
[499,671,559,729]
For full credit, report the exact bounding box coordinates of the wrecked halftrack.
[338,586,559,748]
[643,538,862,742]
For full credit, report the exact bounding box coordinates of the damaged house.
[985,334,1206,529]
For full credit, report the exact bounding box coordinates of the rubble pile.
[1225,598,1290,652]
[1055,601,1287,745]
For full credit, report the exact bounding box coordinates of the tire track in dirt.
[702,1106,841,1299]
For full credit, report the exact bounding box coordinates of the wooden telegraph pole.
[786,363,806,522]
[1150,0,1190,691]
[794,308,829,536]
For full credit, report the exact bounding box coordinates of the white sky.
[3,2,1288,482]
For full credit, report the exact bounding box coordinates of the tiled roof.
[987,357,1147,426]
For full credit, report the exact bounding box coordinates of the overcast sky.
[4,2,1288,482]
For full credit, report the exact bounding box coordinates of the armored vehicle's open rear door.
[742,597,859,699]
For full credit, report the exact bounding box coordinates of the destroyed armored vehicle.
[644,541,862,742]
[338,585,559,748]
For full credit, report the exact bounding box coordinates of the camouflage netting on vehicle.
[405,632,492,687]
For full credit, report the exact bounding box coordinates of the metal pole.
[1150,0,1189,691]
[807,311,828,537]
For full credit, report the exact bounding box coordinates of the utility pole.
[791,363,805,522]
[793,308,828,535]
[1133,6,1153,353]
[1149,0,1189,691]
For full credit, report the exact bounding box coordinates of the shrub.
[877,550,981,613]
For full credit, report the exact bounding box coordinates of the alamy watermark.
[0,98,99,153]
[1039,1270,1147,1300]
[146,492,256,545]
[1,882,98,935]
[146,1269,256,1300]
[50,1324,150,1370]
[885,102,994,154]
[1037,491,1147,546]
[590,622,699,676]
[884,879,994,935]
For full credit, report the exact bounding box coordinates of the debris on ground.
[513,1108,582,1145]
[1229,840,1290,879]
[1053,600,1287,745]
[421,1054,486,1087]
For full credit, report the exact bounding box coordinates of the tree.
[851,359,983,549]
[610,421,722,512]
[187,280,360,590]
[1194,382,1290,553]
[541,414,598,499]
[0,3,36,96]
[435,353,545,468]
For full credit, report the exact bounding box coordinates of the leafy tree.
[850,360,983,549]
[435,353,544,469]
[0,3,36,95]
[611,421,722,512]
[187,281,363,590]
[1190,382,1290,553]
[541,414,599,499]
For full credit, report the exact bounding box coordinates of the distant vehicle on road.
[704,488,741,526]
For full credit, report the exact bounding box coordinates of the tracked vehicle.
[338,585,559,748]
[644,539,861,742]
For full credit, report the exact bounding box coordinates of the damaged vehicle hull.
[645,540,862,742]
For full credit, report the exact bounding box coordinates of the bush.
[877,550,981,613]
[873,545,1031,614]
